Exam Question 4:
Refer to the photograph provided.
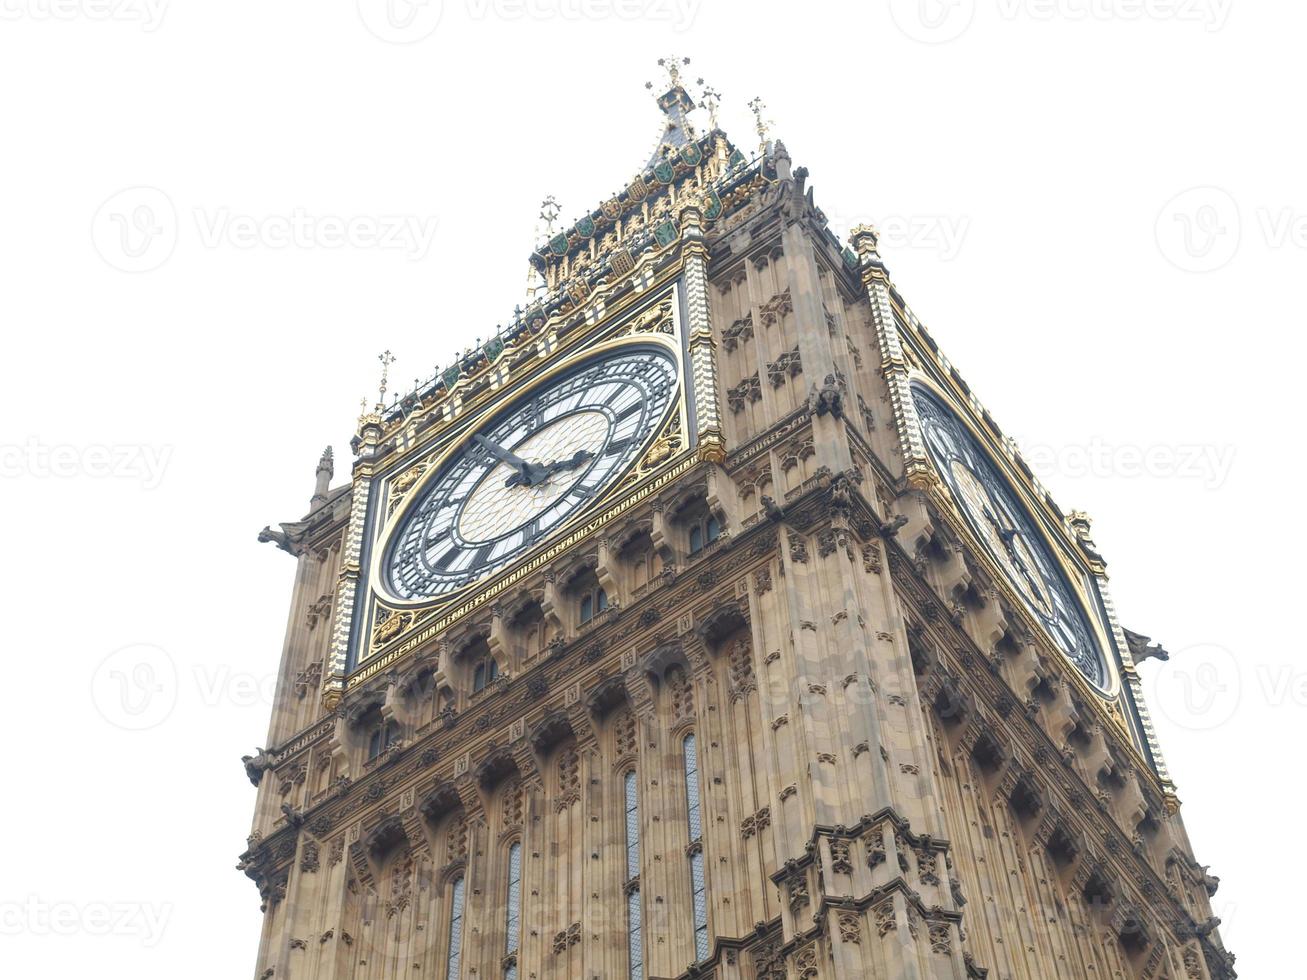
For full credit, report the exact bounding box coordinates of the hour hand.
[471,435,547,487]
[542,449,595,478]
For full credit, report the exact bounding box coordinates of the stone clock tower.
[241,64,1234,980]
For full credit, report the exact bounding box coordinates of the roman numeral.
[604,436,633,456]
[614,400,641,423]
[433,546,461,571]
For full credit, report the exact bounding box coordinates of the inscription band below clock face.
[383,345,679,602]
[912,384,1109,690]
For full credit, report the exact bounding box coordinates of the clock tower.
[241,65,1234,980]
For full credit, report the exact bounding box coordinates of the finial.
[376,350,396,411]
[698,78,722,131]
[312,446,333,506]
[646,55,690,94]
[538,195,561,237]
[748,96,773,152]
[527,196,561,301]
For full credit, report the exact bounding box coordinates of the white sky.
[2,2,1299,976]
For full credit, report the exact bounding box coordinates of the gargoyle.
[880,514,909,538]
[280,802,305,828]
[1123,629,1170,664]
[242,748,271,787]
[811,373,844,419]
[760,495,784,522]
[257,525,295,553]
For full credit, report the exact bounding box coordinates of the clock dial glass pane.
[912,385,1108,689]
[385,345,678,601]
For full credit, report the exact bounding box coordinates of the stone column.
[680,204,727,464]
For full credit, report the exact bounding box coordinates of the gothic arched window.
[623,769,643,979]
[688,514,720,554]
[504,841,523,979]
[367,718,400,761]
[445,875,466,980]
[579,586,608,624]
[472,657,499,693]
[682,732,709,960]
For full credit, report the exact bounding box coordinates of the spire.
[375,349,396,412]
[644,55,697,168]
[698,78,722,131]
[311,446,333,506]
[748,96,773,155]
[526,195,560,301]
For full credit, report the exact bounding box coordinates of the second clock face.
[384,345,679,602]
[912,385,1109,690]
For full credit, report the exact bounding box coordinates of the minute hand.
[471,435,547,487]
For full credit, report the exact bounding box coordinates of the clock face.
[912,385,1109,690]
[383,345,679,601]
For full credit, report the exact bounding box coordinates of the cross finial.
[538,195,561,237]
[376,349,396,410]
[748,96,773,151]
[698,78,722,131]
[646,55,690,93]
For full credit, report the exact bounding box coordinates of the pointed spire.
[311,447,333,506]
[644,56,697,168]
[697,78,722,131]
[653,54,690,89]
[375,349,396,411]
[526,195,560,300]
[748,96,773,154]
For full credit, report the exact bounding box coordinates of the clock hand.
[471,435,549,488]
[539,449,595,480]
[982,502,1044,599]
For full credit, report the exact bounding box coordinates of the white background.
[1,2,1298,976]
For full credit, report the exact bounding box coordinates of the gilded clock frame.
[907,374,1123,702]
[350,296,694,686]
